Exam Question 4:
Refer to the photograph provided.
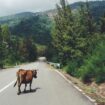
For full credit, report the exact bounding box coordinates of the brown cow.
[14,69,37,95]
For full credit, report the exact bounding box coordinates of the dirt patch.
[98,84,105,97]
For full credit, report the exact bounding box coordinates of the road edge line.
[55,69,97,105]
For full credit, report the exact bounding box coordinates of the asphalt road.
[0,61,95,105]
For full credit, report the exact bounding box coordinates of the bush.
[78,40,105,83]
[64,60,78,76]
[95,67,105,83]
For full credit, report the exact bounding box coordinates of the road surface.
[0,61,94,105]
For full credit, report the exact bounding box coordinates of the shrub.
[78,39,105,83]
[64,60,78,76]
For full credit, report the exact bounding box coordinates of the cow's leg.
[17,75,21,95]
[30,82,32,92]
[17,83,21,95]
[24,84,27,92]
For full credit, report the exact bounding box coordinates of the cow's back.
[17,69,33,84]
[25,70,33,83]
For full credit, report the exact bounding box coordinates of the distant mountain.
[0,0,104,46]
[10,14,52,45]
[70,1,105,10]
[0,1,105,27]
[44,1,105,21]
[45,0,105,20]
[0,12,39,27]
[70,1,105,20]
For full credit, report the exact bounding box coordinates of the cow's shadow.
[20,87,41,95]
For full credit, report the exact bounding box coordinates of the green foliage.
[100,12,105,33]
[52,0,79,65]
[71,1,105,21]
[11,14,52,45]
[52,0,97,66]
[64,60,78,76]
[1,0,105,85]
[0,13,52,68]
[18,37,37,62]
[0,24,38,68]
[0,25,10,68]
[36,44,47,56]
[78,38,105,83]
[51,0,105,84]
[1,25,10,42]
[0,12,36,27]
[78,2,96,35]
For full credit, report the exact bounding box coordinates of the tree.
[25,38,37,61]
[52,0,77,65]
[0,25,4,68]
[19,37,37,62]
[77,1,96,36]
[76,1,97,56]
[7,36,20,64]
[100,12,105,33]
[2,25,10,43]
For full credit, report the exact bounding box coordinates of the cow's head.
[32,70,37,78]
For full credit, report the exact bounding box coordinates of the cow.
[14,69,37,95]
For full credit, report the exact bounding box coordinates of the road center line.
[0,80,15,93]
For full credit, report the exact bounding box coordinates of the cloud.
[0,0,87,17]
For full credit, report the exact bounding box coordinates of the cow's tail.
[14,80,17,87]
[14,72,19,87]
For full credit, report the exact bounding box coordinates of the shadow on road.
[20,87,41,95]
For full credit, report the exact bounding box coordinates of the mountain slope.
[0,12,38,26]
[70,1,105,20]
[10,14,52,45]
[0,1,105,26]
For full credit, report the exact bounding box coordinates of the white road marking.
[55,69,97,105]
[0,80,15,93]
[0,62,39,94]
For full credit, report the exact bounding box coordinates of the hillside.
[45,1,105,20]
[70,1,105,20]
[0,0,105,45]
[0,12,38,27]
[0,1,105,27]
[10,14,52,45]
[0,12,52,45]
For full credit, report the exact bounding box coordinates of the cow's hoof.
[17,92,20,95]
[17,91,21,95]
[24,90,26,93]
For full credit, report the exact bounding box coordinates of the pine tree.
[2,25,10,43]
[25,37,37,61]
[76,1,97,56]
[19,37,37,62]
[78,1,96,37]
[52,0,77,64]
[0,25,4,68]
[100,12,105,33]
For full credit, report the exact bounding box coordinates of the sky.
[0,0,89,17]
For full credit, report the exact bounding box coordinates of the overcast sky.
[0,0,90,17]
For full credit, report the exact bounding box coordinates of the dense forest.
[0,24,37,67]
[51,0,105,84]
[0,13,52,68]
[0,0,105,84]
